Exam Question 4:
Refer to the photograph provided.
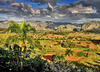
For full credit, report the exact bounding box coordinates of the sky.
[0,0,100,23]
[14,0,80,9]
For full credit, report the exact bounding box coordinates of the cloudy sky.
[0,0,100,23]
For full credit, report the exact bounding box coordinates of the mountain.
[82,21,100,31]
[0,20,8,28]
[0,20,82,31]
[46,21,82,29]
[26,20,48,30]
[26,21,82,31]
[56,24,77,31]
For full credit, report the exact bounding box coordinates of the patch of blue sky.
[14,0,81,9]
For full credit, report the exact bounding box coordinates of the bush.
[0,47,96,72]
[51,54,66,63]
[68,36,74,39]
[23,58,95,72]
[69,42,76,48]
[86,45,89,48]
[77,41,81,44]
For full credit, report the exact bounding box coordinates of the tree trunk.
[23,46,27,53]
[23,40,27,53]
[16,57,18,72]
[67,55,70,65]
[19,46,23,71]
[20,62,23,71]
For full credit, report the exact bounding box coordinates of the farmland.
[0,21,100,72]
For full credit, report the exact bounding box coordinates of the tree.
[6,20,36,53]
[61,40,76,48]
[61,42,69,48]
[65,49,74,64]
[6,20,36,71]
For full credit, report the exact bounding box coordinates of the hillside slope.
[82,21,100,31]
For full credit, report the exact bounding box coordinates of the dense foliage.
[0,47,96,72]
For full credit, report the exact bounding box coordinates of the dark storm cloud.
[30,0,58,6]
[0,9,12,13]
[0,0,37,17]
[79,0,100,14]
[47,0,100,21]
[0,0,100,22]
[0,0,14,5]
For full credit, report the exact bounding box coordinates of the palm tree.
[65,49,74,64]
[6,20,36,71]
[6,20,35,53]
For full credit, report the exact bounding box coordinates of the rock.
[77,38,80,41]
[73,38,76,41]
[82,21,100,31]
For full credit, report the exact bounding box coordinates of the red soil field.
[70,39,97,48]
[65,50,85,61]
[42,50,85,62]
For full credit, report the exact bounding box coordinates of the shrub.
[0,47,96,72]
[61,40,76,48]
[73,28,78,32]
[51,54,66,63]
[69,42,76,48]
[77,41,81,44]
[66,40,76,48]
[68,36,74,39]
[86,45,89,48]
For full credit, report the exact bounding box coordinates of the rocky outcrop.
[82,21,100,31]
[26,21,48,30]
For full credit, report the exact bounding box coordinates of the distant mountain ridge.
[0,20,82,31]
[3,20,100,32]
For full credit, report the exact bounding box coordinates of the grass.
[83,49,89,52]
[69,48,89,51]
[77,52,86,57]
[39,40,52,42]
